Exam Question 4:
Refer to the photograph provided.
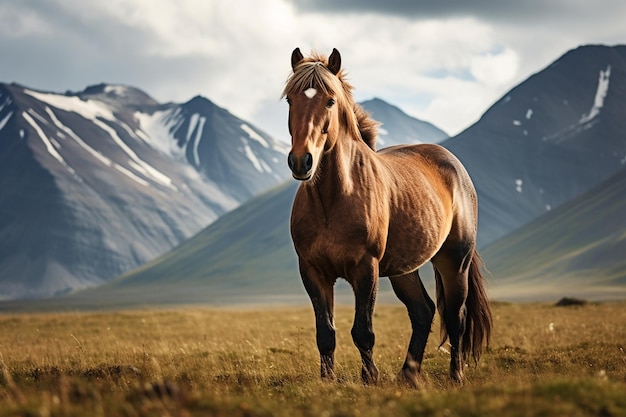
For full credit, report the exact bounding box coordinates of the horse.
[283,47,492,386]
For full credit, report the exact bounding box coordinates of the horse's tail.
[435,249,493,363]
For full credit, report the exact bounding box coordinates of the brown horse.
[283,48,492,386]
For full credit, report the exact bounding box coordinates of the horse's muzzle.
[288,152,313,180]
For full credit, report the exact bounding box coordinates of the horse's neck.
[311,134,375,202]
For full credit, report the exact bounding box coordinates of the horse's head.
[283,48,360,181]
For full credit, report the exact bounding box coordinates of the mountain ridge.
[444,44,626,245]
[0,82,448,300]
[64,44,626,306]
[0,82,289,298]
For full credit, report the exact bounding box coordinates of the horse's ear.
[328,48,341,75]
[291,48,304,71]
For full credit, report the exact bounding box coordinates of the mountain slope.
[443,45,626,245]
[483,166,626,301]
[0,83,289,299]
[70,98,449,304]
[69,45,626,305]
[360,98,448,146]
[68,181,304,306]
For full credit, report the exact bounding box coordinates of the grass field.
[0,301,625,416]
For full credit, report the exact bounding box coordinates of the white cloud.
[0,0,624,139]
[0,3,53,36]
[470,48,520,86]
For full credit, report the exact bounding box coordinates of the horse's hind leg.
[432,246,470,383]
[389,270,435,387]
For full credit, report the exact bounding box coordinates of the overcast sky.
[1,1,624,139]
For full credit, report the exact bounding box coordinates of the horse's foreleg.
[349,256,380,385]
[389,270,435,387]
[300,261,336,380]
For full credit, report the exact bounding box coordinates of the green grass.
[0,302,625,416]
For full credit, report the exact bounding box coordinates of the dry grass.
[0,301,625,416]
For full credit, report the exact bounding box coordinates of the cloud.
[287,0,615,23]
[0,0,624,139]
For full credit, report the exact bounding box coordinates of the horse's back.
[379,143,474,198]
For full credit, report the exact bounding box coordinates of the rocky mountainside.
[0,83,289,298]
[66,101,454,305]
[444,45,626,245]
[0,84,449,300]
[69,45,626,305]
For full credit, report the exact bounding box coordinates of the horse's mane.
[282,51,379,150]
[353,103,378,150]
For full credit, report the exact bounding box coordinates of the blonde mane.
[282,51,378,150]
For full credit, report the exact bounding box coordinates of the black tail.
[435,250,492,363]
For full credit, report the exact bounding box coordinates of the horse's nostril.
[304,153,313,171]
[287,153,296,171]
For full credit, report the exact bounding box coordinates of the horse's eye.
[326,98,336,108]
[286,97,291,105]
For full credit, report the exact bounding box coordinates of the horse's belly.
[379,225,444,277]
[379,250,431,277]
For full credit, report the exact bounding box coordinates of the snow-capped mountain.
[444,44,626,245]
[67,100,451,306]
[0,82,289,299]
[74,44,626,306]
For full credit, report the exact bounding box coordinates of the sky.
[1,1,624,140]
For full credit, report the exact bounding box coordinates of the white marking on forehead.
[304,88,317,99]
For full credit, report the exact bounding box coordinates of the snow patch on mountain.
[541,65,612,144]
[45,106,112,167]
[0,95,13,124]
[134,109,183,160]
[24,89,115,121]
[187,114,206,167]
[0,111,12,130]
[580,65,611,124]
[22,110,75,175]
[104,85,132,96]
[91,118,176,190]
[241,138,265,173]
[526,109,533,119]
[241,123,269,148]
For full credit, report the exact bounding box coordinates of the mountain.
[70,45,626,306]
[63,182,304,307]
[482,166,626,301]
[360,98,448,146]
[66,99,448,305]
[0,82,289,299]
[443,45,626,246]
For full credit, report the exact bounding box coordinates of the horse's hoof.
[361,366,379,385]
[450,370,464,385]
[320,371,336,382]
[397,367,425,389]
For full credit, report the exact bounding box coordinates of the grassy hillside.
[64,166,626,308]
[0,302,624,416]
[484,167,626,301]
